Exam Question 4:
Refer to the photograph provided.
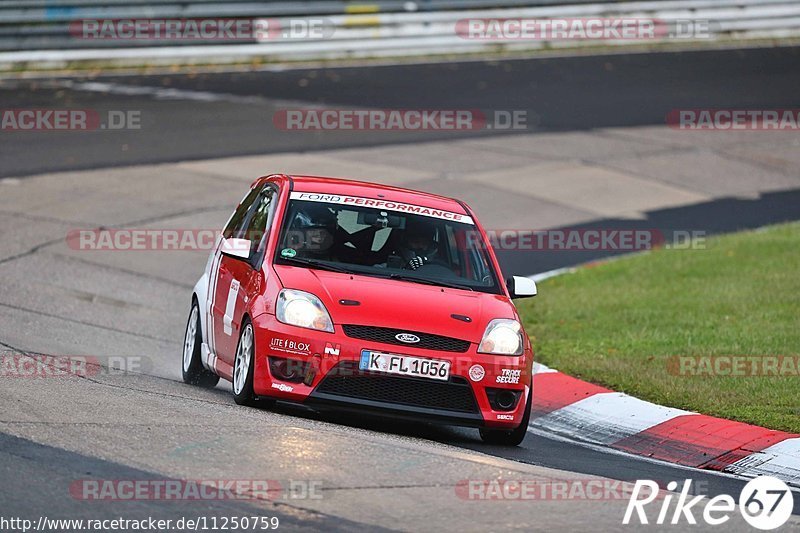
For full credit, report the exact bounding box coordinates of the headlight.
[478,319,524,355]
[276,289,334,333]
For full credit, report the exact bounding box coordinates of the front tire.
[182,300,220,388]
[232,319,258,406]
[479,386,532,446]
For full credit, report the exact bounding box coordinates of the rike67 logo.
[624,476,794,530]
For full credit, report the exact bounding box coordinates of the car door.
[212,185,277,371]
[209,185,262,370]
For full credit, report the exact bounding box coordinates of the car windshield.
[274,196,502,294]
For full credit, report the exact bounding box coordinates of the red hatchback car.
[182,175,538,445]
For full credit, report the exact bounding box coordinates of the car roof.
[269,174,470,216]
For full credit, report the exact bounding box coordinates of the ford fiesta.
[182,175,538,445]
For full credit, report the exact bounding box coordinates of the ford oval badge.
[395,333,420,344]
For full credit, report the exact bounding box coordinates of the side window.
[243,189,273,247]
[223,186,261,239]
[245,186,277,267]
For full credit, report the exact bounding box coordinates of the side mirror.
[220,237,252,261]
[507,276,537,299]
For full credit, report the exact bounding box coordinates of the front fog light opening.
[269,357,309,383]
[486,388,522,411]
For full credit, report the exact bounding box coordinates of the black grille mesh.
[342,325,470,353]
[316,361,478,413]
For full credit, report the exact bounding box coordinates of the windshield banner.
[290,192,475,225]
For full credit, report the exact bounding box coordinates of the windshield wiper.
[279,257,356,275]
[388,273,473,291]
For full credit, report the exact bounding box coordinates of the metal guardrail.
[2,1,594,49]
[1,0,799,68]
[0,0,638,24]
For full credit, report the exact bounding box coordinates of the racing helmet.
[400,218,438,257]
[287,203,338,254]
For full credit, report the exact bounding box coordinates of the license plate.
[359,350,450,381]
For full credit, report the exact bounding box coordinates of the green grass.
[517,222,800,433]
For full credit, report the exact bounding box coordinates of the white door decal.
[223,279,240,336]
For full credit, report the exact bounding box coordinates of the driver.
[285,204,338,258]
[398,220,439,270]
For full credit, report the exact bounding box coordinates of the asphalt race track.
[1,46,799,178]
[1,46,799,530]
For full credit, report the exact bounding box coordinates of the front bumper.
[251,314,532,429]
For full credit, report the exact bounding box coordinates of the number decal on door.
[223,279,240,336]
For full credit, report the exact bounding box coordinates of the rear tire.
[479,386,532,446]
[182,300,220,388]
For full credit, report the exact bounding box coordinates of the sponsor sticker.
[324,343,340,356]
[496,414,515,421]
[496,369,522,384]
[469,364,485,382]
[269,337,311,356]
[290,192,474,225]
[271,382,294,393]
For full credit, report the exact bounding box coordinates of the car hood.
[273,265,516,343]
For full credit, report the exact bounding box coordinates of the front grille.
[315,361,478,413]
[342,324,470,353]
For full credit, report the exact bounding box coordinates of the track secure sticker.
[281,248,297,258]
[496,369,521,384]
[469,364,485,382]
